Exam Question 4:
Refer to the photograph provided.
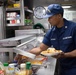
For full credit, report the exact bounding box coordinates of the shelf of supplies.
[7,0,15,4]
[6,7,33,13]
[6,7,20,11]
[7,23,24,26]
[6,8,33,13]
[0,0,15,3]
[6,17,21,20]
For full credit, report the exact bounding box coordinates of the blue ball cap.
[43,4,64,18]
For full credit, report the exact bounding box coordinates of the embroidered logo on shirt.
[63,36,72,40]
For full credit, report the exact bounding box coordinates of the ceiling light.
[64,0,69,1]
[62,6,71,8]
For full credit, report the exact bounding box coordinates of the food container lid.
[20,63,26,68]
[26,62,31,69]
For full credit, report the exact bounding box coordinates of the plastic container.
[0,62,5,75]
[20,63,26,75]
[3,63,9,75]
[8,63,17,75]
[20,63,26,71]
[15,63,26,75]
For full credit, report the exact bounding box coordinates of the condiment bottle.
[0,62,5,75]
[3,63,9,75]
[26,62,32,75]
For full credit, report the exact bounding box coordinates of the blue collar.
[52,18,69,32]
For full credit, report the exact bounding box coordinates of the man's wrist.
[64,52,71,58]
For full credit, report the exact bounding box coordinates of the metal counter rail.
[16,37,36,48]
[15,29,44,36]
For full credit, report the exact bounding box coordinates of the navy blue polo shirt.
[42,19,76,69]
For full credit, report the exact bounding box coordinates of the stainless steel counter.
[34,57,56,75]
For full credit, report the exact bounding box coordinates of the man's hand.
[52,52,65,59]
[29,43,49,55]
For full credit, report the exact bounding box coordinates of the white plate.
[41,52,62,57]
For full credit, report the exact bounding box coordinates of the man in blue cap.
[30,4,76,75]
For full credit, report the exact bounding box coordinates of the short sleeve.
[42,29,52,47]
